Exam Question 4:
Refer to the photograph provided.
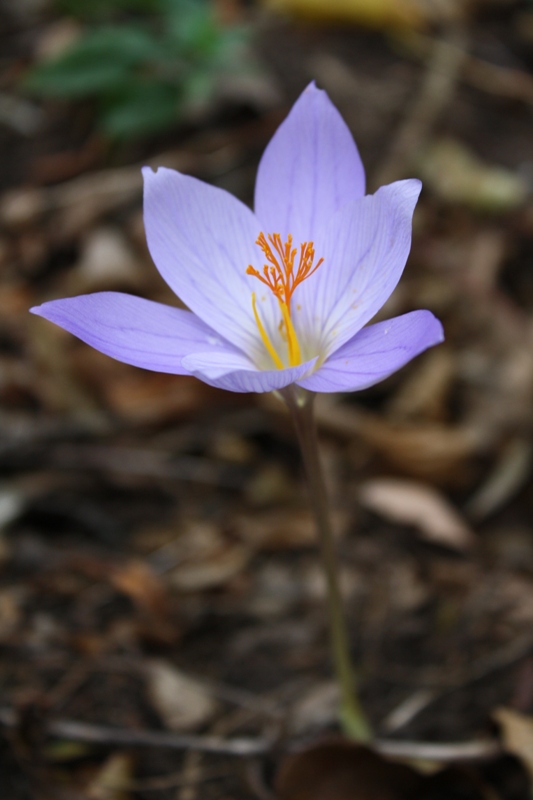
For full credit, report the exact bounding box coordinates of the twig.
[373,27,467,188]
[0,708,271,756]
[49,443,245,488]
[397,30,533,107]
[111,767,233,793]
[0,707,502,762]
[374,737,501,762]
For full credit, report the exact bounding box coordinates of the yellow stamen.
[247,232,324,370]
[251,292,283,370]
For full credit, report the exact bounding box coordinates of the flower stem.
[281,386,372,743]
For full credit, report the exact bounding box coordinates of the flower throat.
[247,232,323,369]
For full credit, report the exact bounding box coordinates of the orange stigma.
[247,232,324,369]
[247,233,323,310]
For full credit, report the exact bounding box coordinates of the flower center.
[247,232,324,369]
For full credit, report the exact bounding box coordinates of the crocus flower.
[31,83,443,394]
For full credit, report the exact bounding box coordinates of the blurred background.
[2,0,533,797]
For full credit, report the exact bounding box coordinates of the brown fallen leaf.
[65,226,145,293]
[385,348,455,422]
[494,707,533,782]
[145,660,217,732]
[74,349,227,422]
[35,18,82,61]
[110,560,169,618]
[164,521,252,592]
[263,0,425,29]
[275,738,422,800]
[86,752,134,800]
[358,478,475,550]
[417,138,529,212]
[289,681,339,734]
[170,540,251,592]
[310,396,481,482]
[235,508,347,550]
[466,438,532,521]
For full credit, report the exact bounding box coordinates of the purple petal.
[293,179,422,357]
[143,167,279,360]
[297,310,444,393]
[254,83,365,245]
[182,351,317,393]
[31,292,239,374]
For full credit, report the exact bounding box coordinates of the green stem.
[281,386,372,743]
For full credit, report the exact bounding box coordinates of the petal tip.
[418,309,445,346]
[433,316,445,344]
[303,79,319,94]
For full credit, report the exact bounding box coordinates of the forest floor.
[2,1,533,798]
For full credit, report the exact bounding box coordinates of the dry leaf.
[290,681,339,734]
[110,560,169,617]
[170,541,250,592]
[236,509,316,550]
[0,589,23,642]
[163,521,251,592]
[87,752,133,800]
[275,738,422,800]
[358,478,475,550]
[312,396,480,482]
[494,707,533,781]
[386,348,455,422]
[235,508,348,550]
[0,188,47,229]
[418,138,529,212]
[145,660,217,732]
[75,350,223,422]
[35,18,82,60]
[466,438,532,521]
[67,227,144,293]
[263,0,425,29]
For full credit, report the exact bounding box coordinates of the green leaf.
[26,26,161,98]
[181,69,215,108]
[101,81,180,138]
[164,1,219,56]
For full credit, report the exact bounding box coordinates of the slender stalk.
[281,386,372,743]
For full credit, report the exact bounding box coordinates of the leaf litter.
[3,0,533,797]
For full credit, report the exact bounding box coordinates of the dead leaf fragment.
[263,0,425,29]
[110,560,169,617]
[275,738,422,800]
[494,707,533,781]
[312,396,480,482]
[418,138,529,211]
[466,438,532,521]
[170,541,250,592]
[358,478,475,550]
[290,681,339,734]
[68,226,144,292]
[145,660,217,732]
[87,752,133,800]
[163,521,251,592]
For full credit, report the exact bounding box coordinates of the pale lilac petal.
[297,311,444,393]
[143,167,280,361]
[254,83,365,245]
[30,292,239,374]
[293,179,422,357]
[182,350,317,393]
